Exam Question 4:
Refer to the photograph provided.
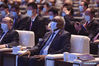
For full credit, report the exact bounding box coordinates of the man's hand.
[32,55,46,61]
[93,40,99,44]
[0,45,6,49]
[18,50,31,58]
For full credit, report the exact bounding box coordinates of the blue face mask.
[36,0,40,3]
[42,8,46,12]
[49,16,54,20]
[1,10,6,17]
[27,10,32,17]
[50,22,57,31]
[49,2,52,6]
[79,6,84,12]
[21,0,25,2]
[62,12,66,17]
[0,1,3,5]
[12,12,17,18]
[84,15,90,22]
[8,4,11,10]
[1,23,8,32]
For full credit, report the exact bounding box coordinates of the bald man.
[0,17,19,48]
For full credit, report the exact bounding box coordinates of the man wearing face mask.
[7,4,21,30]
[0,17,19,48]
[27,2,46,45]
[48,6,59,20]
[36,0,43,4]
[0,3,9,21]
[61,3,78,34]
[18,16,71,66]
[79,1,88,17]
[41,2,50,16]
[82,8,99,55]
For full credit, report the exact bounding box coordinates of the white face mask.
[49,15,54,20]
[49,22,57,31]
[1,10,6,17]
[27,10,32,17]
[84,15,90,22]
[1,23,9,32]
[79,6,84,12]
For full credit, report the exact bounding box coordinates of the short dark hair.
[11,4,19,11]
[43,2,50,8]
[48,7,58,15]
[27,2,37,9]
[82,1,88,8]
[90,8,95,17]
[0,3,8,8]
[63,3,74,15]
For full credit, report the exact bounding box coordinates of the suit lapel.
[0,31,9,43]
[40,32,52,49]
[49,30,63,48]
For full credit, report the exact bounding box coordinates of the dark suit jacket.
[0,30,19,48]
[64,15,77,34]
[85,20,99,41]
[30,15,46,45]
[6,14,21,30]
[30,29,71,55]
[16,14,31,30]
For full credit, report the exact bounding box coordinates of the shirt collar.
[31,14,38,21]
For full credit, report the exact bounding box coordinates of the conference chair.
[45,35,90,66]
[15,30,35,48]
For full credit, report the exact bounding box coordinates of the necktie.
[29,21,33,30]
[40,32,55,54]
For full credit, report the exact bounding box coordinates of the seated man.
[0,17,19,48]
[18,16,71,66]
[82,8,99,54]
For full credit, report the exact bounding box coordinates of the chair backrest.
[15,30,35,47]
[70,35,90,54]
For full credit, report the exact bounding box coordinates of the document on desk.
[0,48,12,52]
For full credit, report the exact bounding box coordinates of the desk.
[54,59,73,66]
[2,52,18,66]
[52,58,99,66]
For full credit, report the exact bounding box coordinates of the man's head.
[48,16,65,31]
[48,7,58,20]
[1,17,13,32]
[10,4,19,18]
[62,3,73,16]
[84,8,95,22]
[0,3,8,17]
[27,2,37,17]
[79,1,88,12]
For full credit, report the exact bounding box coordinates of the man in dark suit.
[82,8,99,54]
[0,17,19,48]
[27,2,46,45]
[18,16,71,66]
[8,4,21,30]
